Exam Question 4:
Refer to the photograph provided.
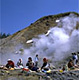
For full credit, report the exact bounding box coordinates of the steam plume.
[0,14,79,65]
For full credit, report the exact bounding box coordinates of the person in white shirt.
[73,53,78,66]
[17,58,23,68]
[35,54,39,67]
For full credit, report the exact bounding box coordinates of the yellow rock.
[47,70,51,73]
[6,71,9,73]
[10,68,14,70]
[59,70,63,73]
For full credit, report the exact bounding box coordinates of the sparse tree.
[0,33,10,39]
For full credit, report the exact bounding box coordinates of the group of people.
[62,52,79,71]
[5,52,79,72]
[5,54,50,72]
[67,52,79,69]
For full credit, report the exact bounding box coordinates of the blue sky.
[1,0,78,34]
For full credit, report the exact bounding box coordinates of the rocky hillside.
[0,12,79,54]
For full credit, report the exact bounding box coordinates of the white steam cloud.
[24,14,79,61]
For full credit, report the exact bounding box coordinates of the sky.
[1,0,79,34]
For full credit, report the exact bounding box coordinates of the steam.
[0,14,79,66]
[24,14,79,61]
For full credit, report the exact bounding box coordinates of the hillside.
[0,12,79,54]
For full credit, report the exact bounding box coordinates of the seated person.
[26,57,38,71]
[17,58,23,68]
[41,58,50,71]
[68,59,74,69]
[6,59,15,68]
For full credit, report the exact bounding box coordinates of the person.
[62,64,68,71]
[34,54,39,67]
[26,57,34,69]
[26,57,39,71]
[77,52,79,62]
[17,58,23,68]
[6,59,15,68]
[72,53,75,60]
[72,53,78,66]
[62,65,66,71]
[77,52,79,55]
[68,59,74,69]
[75,53,78,65]
[41,58,50,72]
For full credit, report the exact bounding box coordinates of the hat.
[8,59,11,61]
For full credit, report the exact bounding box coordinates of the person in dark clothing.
[68,59,74,69]
[72,53,75,60]
[62,65,65,71]
[41,58,50,71]
[6,59,15,68]
[26,57,39,71]
[26,57,34,69]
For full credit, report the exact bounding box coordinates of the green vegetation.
[0,33,10,39]
[38,12,79,21]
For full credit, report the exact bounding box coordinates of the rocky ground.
[0,69,79,80]
[50,70,79,80]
